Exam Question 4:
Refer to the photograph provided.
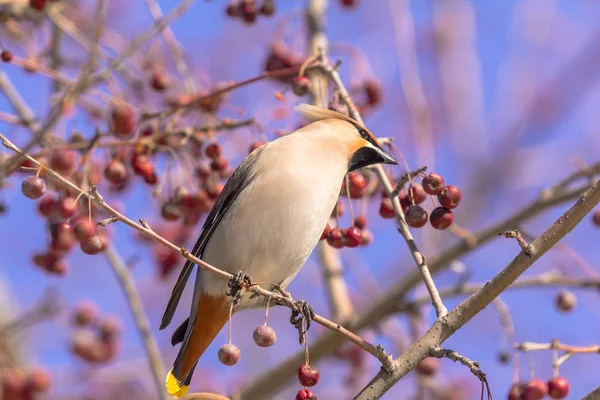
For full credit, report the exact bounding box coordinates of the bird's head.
[294,104,398,172]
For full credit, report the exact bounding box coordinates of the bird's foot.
[290,300,315,344]
[226,271,252,306]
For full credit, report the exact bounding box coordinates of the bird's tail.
[166,294,230,398]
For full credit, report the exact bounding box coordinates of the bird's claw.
[226,271,252,306]
[290,300,315,344]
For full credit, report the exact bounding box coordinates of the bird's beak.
[348,143,398,172]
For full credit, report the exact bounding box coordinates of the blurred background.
[0,0,599,399]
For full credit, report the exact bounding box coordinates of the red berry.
[547,376,569,399]
[111,104,135,138]
[508,383,525,400]
[296,389,317,400]
[30,0,45,11]
[343,226,362,248]
[73,301,98,327]
[210,156,229,172]
[326,228,344,249]
[354,215,367,229]
[143,171,158,185]
[73,217,96,240]
[99,316,121,341]
[407,184,427,204]
[405,205,428,228]
[80,235,104,255]
[218,344,240,366]
[555,289,576,313]
[37,196,56,217]
[347,172,366,198]
[438,185,462,209]
[21,176,46,199]
[57,197,77,218]
[205,143,222,159]
[161,201,182,221]
[2,368,26,396]
[150,70,169,91]
[253,325,276,347]
[430,207,454,230]
[226,3,240,17]
[364,79,383,106]
[33,252,68,275]
[422,173,445,195]
[50,151,76,175]
[1,50,13,62]
[297,364,320,387]
[104,160,128,184]
[206,183,224,199]
[379,197,395,219]
[524,379,547,400]
[416,357,438,376]
[593,208,600,227]
[291,76,311,97]
[320,223,331,241]
[27,368,51,393]
[51,222,75,252]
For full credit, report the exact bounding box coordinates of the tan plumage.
[162,104,397,397]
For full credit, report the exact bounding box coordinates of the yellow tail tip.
[166,370,189,398]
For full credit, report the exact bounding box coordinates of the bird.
[161,104,397,398]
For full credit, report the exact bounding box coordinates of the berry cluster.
[69,302,121,364]
[2,367,52,400]
[225,0,275,24]
[508,377,569,400]
[217,323,277,366]
[295,364,319,400]
[379,172,461,230]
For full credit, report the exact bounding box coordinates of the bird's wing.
[159,145,266,330]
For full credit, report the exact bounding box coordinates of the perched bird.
[161,104,397,397]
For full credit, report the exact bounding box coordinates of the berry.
[296,389,317,400]
[347,172,366,198]
[57,197,77,218]
[27,368,51,393]
[379,197,395,219]
[416,357,438,376]
[210,156,229,172]
[430,207,454,230]
[297,364,320,387]
[104,160,128,184]
[218,344,240,365]
[240,2,257,24]
[50,151,75,175]
[555,289,576,313]
[253,325,276,347]
[143,171,158,185]
[343,227,362,248]
[21,176,46,199]
[151,70,169,91]
[320,223,331,241]
[422,173,445,195]
[80,235,104,255]
[405,205,428,228]
[33,252,68,275]
[111,104,135,138]
[161,201,182,221]
[51,222,75,252]
[2,368,26,396]
[360,229,373,246]
[524,379,547,400]
[547,376,569,399]
[205,143,222,159]
[73,301,98,327]
[354,215,367,229]
[364,79,383,106]
[291,76,311,97]
[593,208,600,227]
[30,0,46,11]
[1,50,13,62]
[73,217,96,240]
[226,3,240,17]
[326,228,344,249]
[438,185,462,209]
[260,2,275,16]
[497,350,510,364]
[407,184,427,204]
[508,383,525,400]
[99,316,121,341]
[249,140,266,154]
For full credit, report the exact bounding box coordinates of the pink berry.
[218,344,240,366]
[296,389,317,400]
[422,173,445,195]
[291,76,311,97]
[297,364,320,387]
[21,176,46,199]
[104,160,128,184]
[524,379,547,400]
[111,104,135,138]
[343,226,362,248]
[253,325,276,347]
[438,185,462,209]
[430,207,454,230]
[99,316,121,341]
[405,205,428,228]
[326,228,344,249]
[547,376,569,399]
[555,289,576,313]
[73,217,96,240]
[56,197,77,218]
[80,235,104,255]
